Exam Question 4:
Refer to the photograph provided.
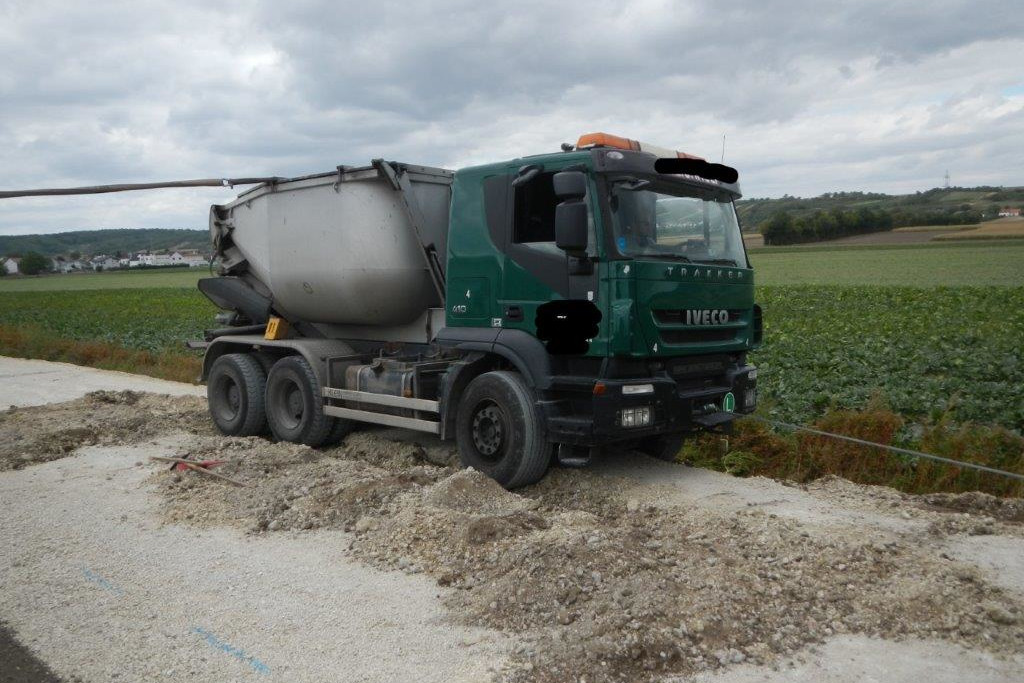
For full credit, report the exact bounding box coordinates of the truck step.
[323,405,440,434]
[322,387,439,413]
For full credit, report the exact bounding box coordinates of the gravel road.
[1,357,1022,682]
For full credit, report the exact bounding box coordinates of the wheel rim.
[214,375,241,422]
[471,400,506,463]
[278,381,304,431]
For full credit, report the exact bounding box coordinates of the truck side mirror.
[553,171,589,254]
[553,171,587,199]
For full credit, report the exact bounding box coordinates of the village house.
[140,252,174,266]
[170,249,207,267]
[2,256,21,275]
[998,207,1021,217]
[91,256,120,271]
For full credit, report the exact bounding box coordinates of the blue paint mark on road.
[191,626,271,675]
[81,567,124,596]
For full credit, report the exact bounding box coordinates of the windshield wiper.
[636,252,692,262]
[692,258,738,266]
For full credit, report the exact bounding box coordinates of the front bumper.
[542,364,756,445]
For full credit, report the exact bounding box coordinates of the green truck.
[199,132,761,488]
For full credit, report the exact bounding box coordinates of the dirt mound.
[922,490,1024,522]
[150,431,1024,683]
[423,468,533,514]
[155,430,454,533]
[0,391,210,470]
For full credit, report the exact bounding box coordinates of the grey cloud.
[0,0,1022,233]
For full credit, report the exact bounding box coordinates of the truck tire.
[323,414,357,446]
[265,355,338,447]
[638,433,686,462]
[207,353,268,437]
[456,370,551,489]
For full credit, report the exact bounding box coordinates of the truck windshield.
[609,183,746,266]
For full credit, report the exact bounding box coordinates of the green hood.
[612,259,755,357]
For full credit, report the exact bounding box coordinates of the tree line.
[761,206,983,246]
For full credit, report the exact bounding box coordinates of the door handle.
[505,305,524,322]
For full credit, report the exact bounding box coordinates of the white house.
[92,256,120,271]
[141,252,174,266]
[171,249,207,267]
[2,257,20,275]
[998,207,1021,217]
[51,256,70,273]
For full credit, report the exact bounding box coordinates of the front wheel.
[455,371,551,489]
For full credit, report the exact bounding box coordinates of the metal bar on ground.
[149,456,248,487]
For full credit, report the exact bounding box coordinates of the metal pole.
[0,178,284,200]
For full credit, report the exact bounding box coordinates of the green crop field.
[750,240,1024,286]
[0,288,214,353]
[0,267,204,292]
[752,286,1024,430]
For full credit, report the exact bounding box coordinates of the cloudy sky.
[1,0,1022,235]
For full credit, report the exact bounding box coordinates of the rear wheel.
[207,353,268,436]
[638,433,686,462]
[265,355,344,447]
[456,370,551,489]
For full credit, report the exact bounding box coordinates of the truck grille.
[660,328,739,344]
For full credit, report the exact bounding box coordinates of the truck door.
[497,170,601,336]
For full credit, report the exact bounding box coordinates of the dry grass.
[893,225,975,233]
[0,324,201,384]
[681,401,1024,498]
[933,218,1024,241]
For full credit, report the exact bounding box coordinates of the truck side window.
[513,172,596,255]
[513,172,558,243]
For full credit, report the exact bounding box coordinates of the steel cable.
[748,416,1024,482]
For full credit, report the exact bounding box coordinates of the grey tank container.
[209,161,453,329]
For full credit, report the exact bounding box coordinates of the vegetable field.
[753,286,1024,431]
[0,289,213,353]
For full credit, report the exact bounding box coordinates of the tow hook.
[557,443,592,468]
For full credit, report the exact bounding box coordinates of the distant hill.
[736,186,1024,232]
[0,228,208,257]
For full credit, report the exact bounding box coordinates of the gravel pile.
[147,415,1024,683]
[0,390,210,470]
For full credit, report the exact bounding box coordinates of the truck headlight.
[619,406,652,427]
[622,383,654,395]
